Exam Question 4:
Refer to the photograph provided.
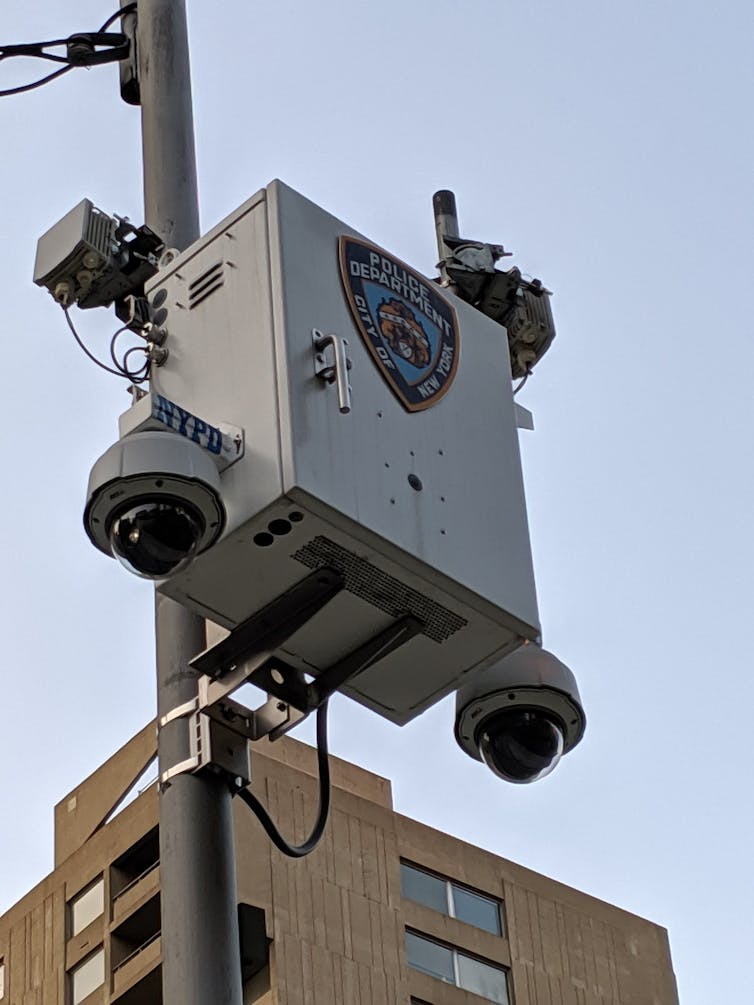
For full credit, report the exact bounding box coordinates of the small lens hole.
[253,532,274,547]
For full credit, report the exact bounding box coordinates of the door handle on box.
[312,328,352,414]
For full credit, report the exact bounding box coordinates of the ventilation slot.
[85,206,115,258]
[292,536,468,644]
[189,261,225,309]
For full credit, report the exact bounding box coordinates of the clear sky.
[1,3,752,1003]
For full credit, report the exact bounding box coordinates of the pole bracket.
[158,696,253,790]
[159,568,425,784]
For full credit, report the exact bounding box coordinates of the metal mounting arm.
[159,569,425,785]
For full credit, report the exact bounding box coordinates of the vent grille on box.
[189,261,225,309]
[85,206,115,258]
[292,536,468,644]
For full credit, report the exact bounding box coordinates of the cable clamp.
[66,32,130,66]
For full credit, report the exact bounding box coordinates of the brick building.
[0,723,678,1004]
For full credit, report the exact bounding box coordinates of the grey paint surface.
[0,4,751,1003]
[268,181,538,620]
[140,182,540,721]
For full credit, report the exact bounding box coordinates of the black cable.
[0,39,71,62]
[29,53,71,65]
[0,4,136,97]
[0,64,73,97]
[122,346,150,381]
[63,306,145,381]
[110,323,136,371]
[513,368,532,396]
[99,3,137,33]
[111,326,150,383]
[0,49,70,65]
[235,699,332,858]
[111,325,127,370]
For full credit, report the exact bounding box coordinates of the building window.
[406,931,455,984]
[111,892,161,973]
[0,956,5,999]
[69,878,104,937]
[70,947,105,1005]
[406,931,510,1005]
[400,862,502,936]
[111,826,160,900]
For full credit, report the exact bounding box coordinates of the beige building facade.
[0,723,678,1005]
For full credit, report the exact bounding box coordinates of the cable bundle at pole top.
[0,3,135,97]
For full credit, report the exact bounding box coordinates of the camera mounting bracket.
[158,568,424,787]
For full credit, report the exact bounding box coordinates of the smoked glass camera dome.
[477,707,565,784]
[109,498,205,579]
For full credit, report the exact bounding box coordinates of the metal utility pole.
[136,3,243,1002]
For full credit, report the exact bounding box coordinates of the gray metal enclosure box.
[140,181,540,724]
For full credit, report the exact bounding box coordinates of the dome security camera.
[84,431,225,580]
[455,644,585,784]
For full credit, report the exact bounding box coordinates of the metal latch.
[313,328,352,414]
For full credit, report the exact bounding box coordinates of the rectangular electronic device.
[34,199,116,294]
[134,181,540,724]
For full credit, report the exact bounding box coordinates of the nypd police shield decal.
[339,237,460,412]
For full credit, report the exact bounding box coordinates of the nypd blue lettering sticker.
[339,237,460,412]
[152,394,244,469]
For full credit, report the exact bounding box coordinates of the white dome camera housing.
[84,431,225,580]
[455,644,585,784]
